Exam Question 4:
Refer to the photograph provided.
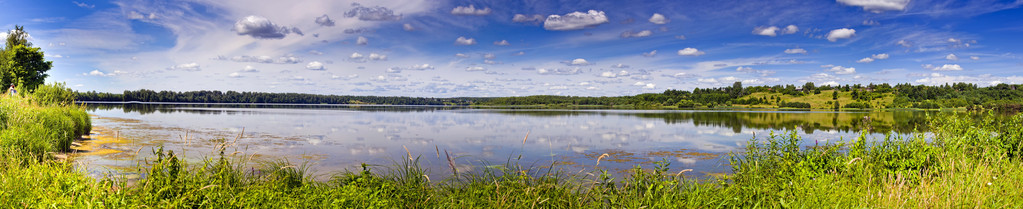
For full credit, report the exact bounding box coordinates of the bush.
[912,101,940,109]
[32,82,76,106]
[843,102,871,109]
[676,100,695,108]
[779,102,811,108]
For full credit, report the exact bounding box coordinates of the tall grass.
[3,86,1023,208]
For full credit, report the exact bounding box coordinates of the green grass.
[3,85,1023,207]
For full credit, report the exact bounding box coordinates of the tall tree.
[1,25,51,91]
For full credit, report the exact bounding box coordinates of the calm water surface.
[75,103,935,179]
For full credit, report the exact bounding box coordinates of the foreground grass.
[3,88,1023,208]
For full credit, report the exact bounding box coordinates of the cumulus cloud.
[753,26,780,37]
[349,52,365,59]
[222,55,301,64]
[611,63,630,68]
[782,25,799,34]
[343,28,371,34]
[228,72,242,78]
[825,65,856,74]
[403,23,415,31]
[621,30,653,38]
[784,48,807,54]
[543,10,609,31]
[493,40,510,46]
[569,58,590,66]
[345,3,401,21]
[455,53,470,58]
[648,13,669,24]
[872,53,890,60]
[970,56,980,60]
[315,14,335,27]
[233,16,294,39]
[946,53,959,60]
[836,0,910,12]
[241,65,259,72]
[306,61,325,70]
[677,48,705,56]
[513,14,545,23]
[642,50,657,57]
[455,36,477,45]
[356,36,368,45]
[857,57,875,63]
[537,68,582,75]
[168,62,201,71]
[128,11,157,20]
[927,64,963,71]
[451,5,492,16]
[826,28,856,42]
[369,53,387,61]
[483,53,497,60]
[465,66,486,72]
[84,70,111,76]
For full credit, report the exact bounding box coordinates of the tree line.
[76,81,1023,111]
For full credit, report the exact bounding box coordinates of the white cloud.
[493,40,510,46]
[932,64,963,71]
[863,20,880,26]
[411,64,433,70]
[369,53,387,61]
[128,11,157,20]
[356,36,368,45]
[970,56,980,60]
[872,53,890,59]
[784,48,807,54]
[73,1,94,9]
[836,0,910,12]
[512,14,545,23]
[483,53,496,59]
[897,40,912,47]
[85,70,110,76]
[611,63,629,68]
[315,15,335,27]
[642,50,657,57]
[736,66,755,73]
[229,72,242,78]
[543,10,609,31]
[455,53,470,58]
[648,13,669,24]
[451,5,492,16]
[600,71,617,78]
[945,53,959,61]
[403,23,415,31]
[698,78,718,83]
[570,58,590,66]
[826,65,856,74]
[344,3,402,21]
[621,30,653,38]
[677,48,705,56]
[753,26,780,37]
[241,65,258,72]
[233,16,293,39]
[223,55,301,64]
[350,52,364,59]
[466,66,486,71]
[455,36,477,45]
[826,28,856,42]
[644,83,656,89]
[857,57,875,63]
[782,25,799,34]
[306,61,325,70]
[167,62,201,71]
[675,35,687,40]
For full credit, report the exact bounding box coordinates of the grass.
[3,85,1023,208]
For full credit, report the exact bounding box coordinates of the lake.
[74,103,935,180]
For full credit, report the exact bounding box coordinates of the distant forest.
[76,82,1023,110]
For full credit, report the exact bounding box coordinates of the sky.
[1,0,1022,97]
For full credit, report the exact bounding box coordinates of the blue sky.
[2,0,1022,97]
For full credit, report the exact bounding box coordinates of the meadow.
[3,84,1023,208]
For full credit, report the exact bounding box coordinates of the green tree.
[832,91,838,100]
[1,25,52,91]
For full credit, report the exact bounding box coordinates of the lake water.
[74,103,935,180]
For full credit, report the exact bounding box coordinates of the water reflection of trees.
[493,110,931,134]
[83,103,932,134]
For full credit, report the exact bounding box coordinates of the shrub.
[843,102,871,109]
[32,82,76,106]
[779,102,811,108]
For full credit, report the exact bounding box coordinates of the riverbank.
[5,88,1023,207]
